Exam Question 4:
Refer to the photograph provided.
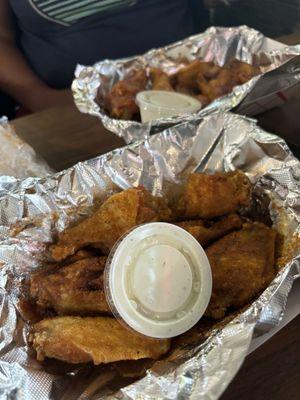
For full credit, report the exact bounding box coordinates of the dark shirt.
[9,0,197,88]
[214,0,300,39]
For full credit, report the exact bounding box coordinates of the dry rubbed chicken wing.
[228,59,260,85]
[30,316,170,364]
[173,170,251,220]
[62,249,99,264]
[174,60,222,93]
[51,187,171,261]
[30,257,110,315]
[205,222,277,319]
[150,67,174,91]
[174,60,203,93]
[105,69,147,119]
[176,214,243,247]
[197,61,260,102]
[198,62,221,80]
[198,69,236,101]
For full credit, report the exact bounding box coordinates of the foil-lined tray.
[72,25,300,144]
[0,117,52,179]
[0,112,299,399]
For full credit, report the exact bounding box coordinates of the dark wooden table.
[11,35,300,400]
[12,104,125,171]
[11,99,300,172]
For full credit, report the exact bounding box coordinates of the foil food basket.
[72,25,300,144]
[0,112,299,399]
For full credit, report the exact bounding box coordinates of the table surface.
[11,34,300,400]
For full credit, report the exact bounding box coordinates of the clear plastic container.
[136,91,201,122]
[104,222,212,338]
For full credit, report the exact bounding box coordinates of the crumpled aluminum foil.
[0,112,299,400]
[72,25,300,144]
[0,117,52,179]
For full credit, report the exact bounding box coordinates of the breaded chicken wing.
[150,67,174,91]
[62,249,99,264]
[173,170,251,220]
[174,60,222,94]
[51,187,171,261]
[176,214,243,247]
[30,257,110,315]
[228,59,260,84]
[199,62,222,80]
[198,69,236,101]
[197,61,260,101]
[30,316,170,364]
[205,222,277,319]
[174,60,203,92]
[105,69,147,119]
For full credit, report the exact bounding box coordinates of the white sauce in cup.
[136,91,201,122]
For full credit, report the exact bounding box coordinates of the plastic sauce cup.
[104,222,212,338]
[136,91,202,123]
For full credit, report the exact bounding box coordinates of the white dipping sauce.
[136,90,201,122]
[132,244,193,313]
[105,222,212,338]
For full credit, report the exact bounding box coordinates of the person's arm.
[0,0,73,112]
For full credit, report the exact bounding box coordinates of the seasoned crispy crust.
[50,187,171,261]
[150,67,174,91]
[174,60,205,92]
[30,316,170,364]
[63,249,99,263]
[104,69,147,120]
[205,222,277,319]
[176,214,243,247]
[30,257,110,315]
[174,170,251,219]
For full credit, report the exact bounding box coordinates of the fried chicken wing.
[150,67,174,91]
[30,257,110,315]
[30,316,170,364]
[105,69,147,119]
[196,72,210,97]
[174,60,222,94]
[227,59,260,85]
[199,62,222,80]
[176,214,243,247]
[174,60,203,92]
[197,61,260,101]
[173,170,251,220]
[205,222,277,319]
[63,249,99,264]
[198,69,236,101]
[51,187,171,261]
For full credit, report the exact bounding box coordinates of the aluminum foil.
[0,117,52,179]
[72,25,300,144]
[0,112,299,400]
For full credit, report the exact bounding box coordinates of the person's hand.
[27,87,74,112]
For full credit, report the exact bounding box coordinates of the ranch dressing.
[136,91,201,122]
